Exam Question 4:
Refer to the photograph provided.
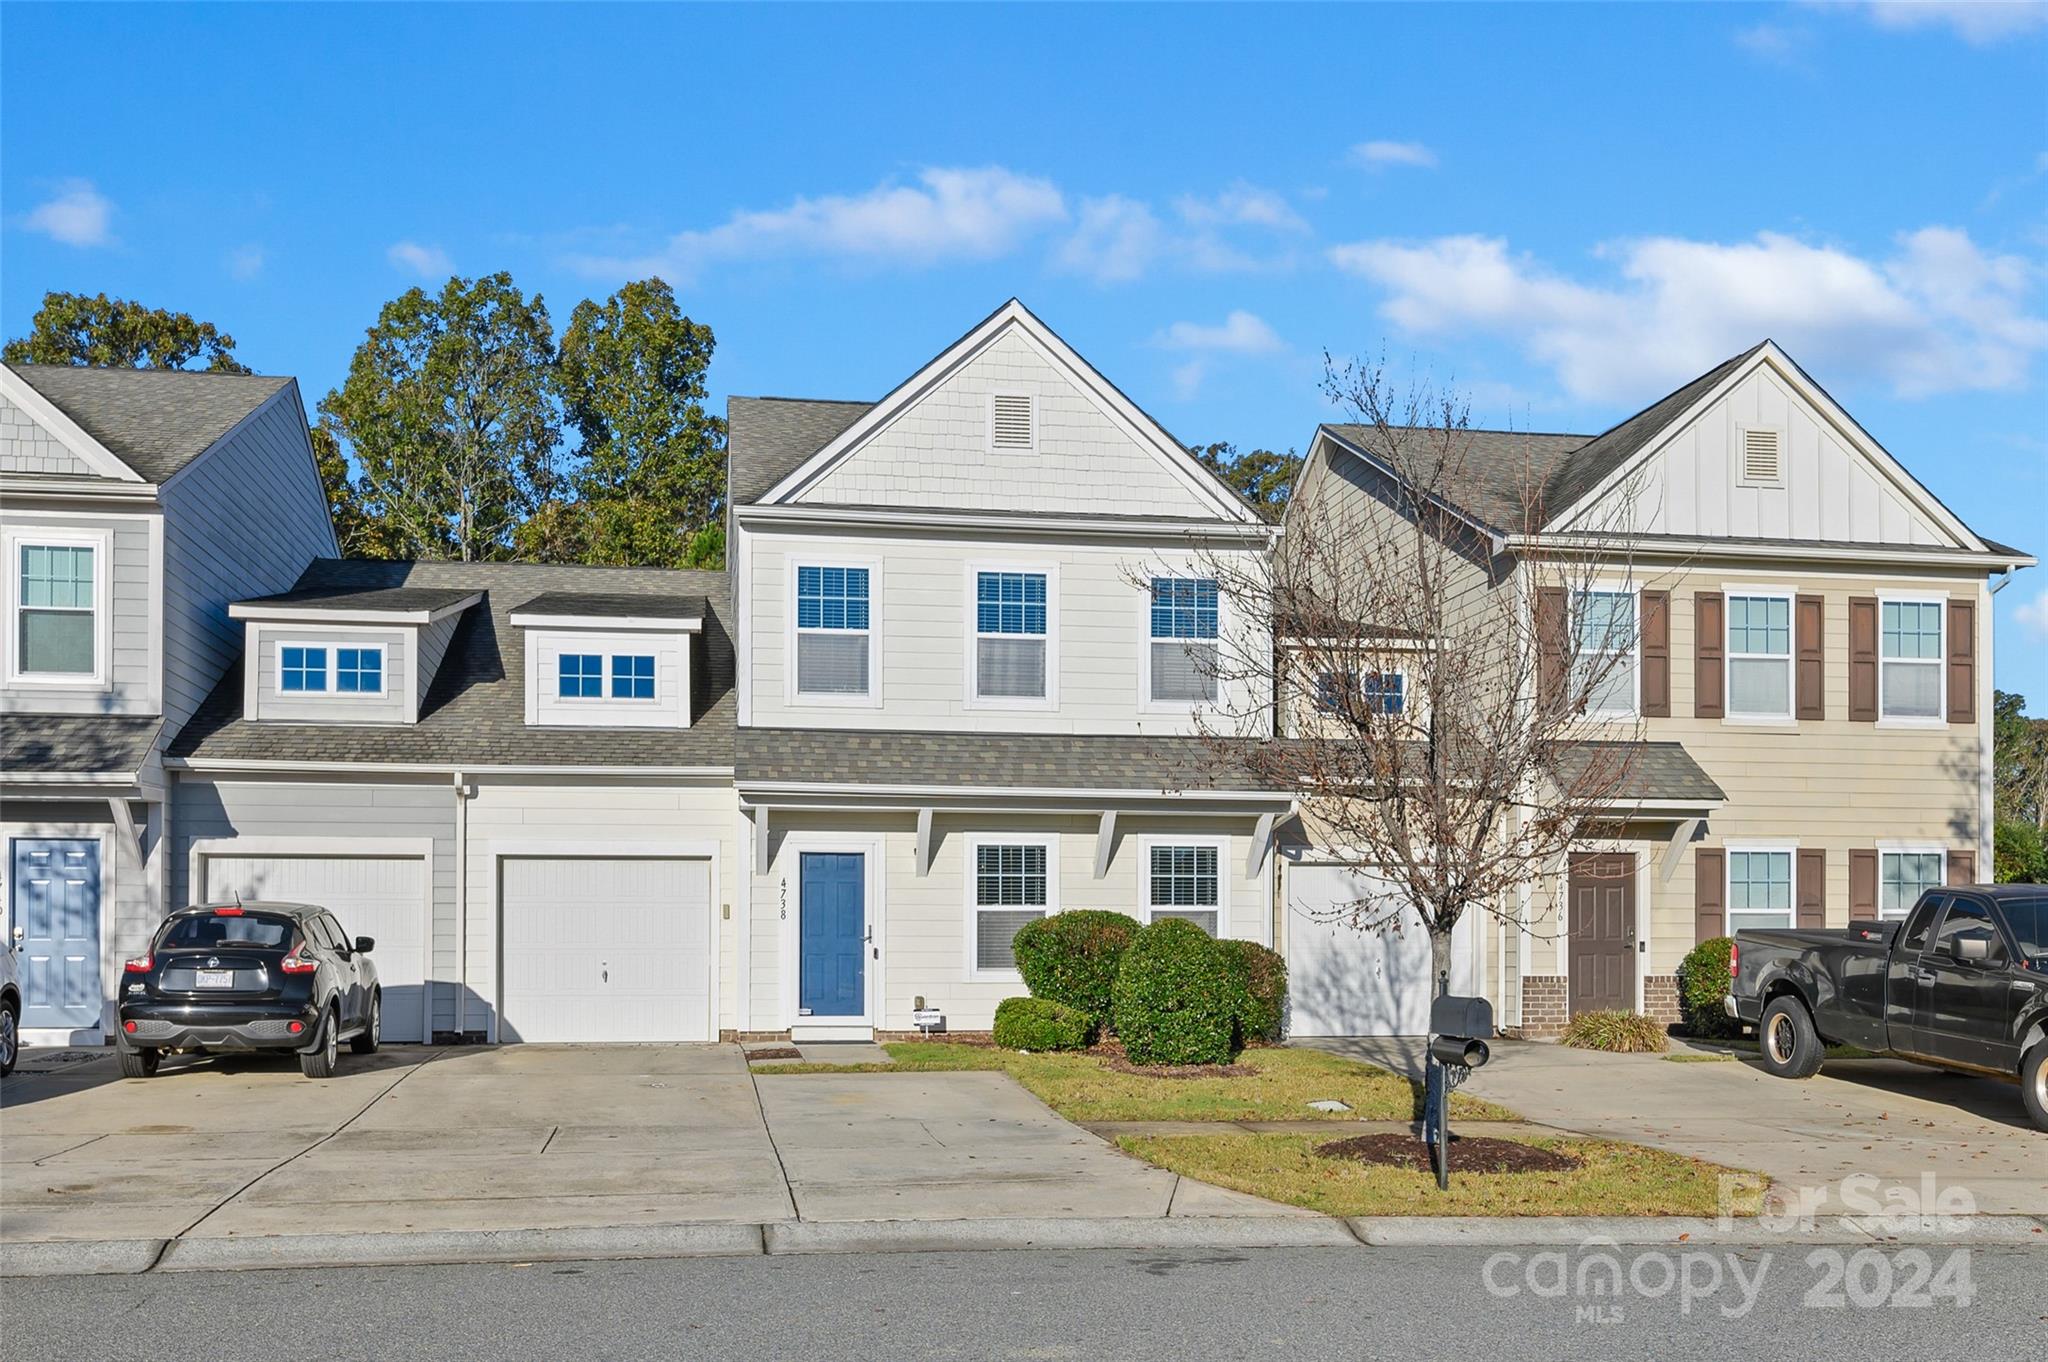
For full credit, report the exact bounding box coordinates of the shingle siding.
[0,392,95,475]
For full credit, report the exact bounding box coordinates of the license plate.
[195,969,234,989]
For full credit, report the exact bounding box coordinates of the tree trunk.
[1429,923,1454,999]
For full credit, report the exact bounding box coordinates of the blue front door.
[799,852,865,1018]
[11,839,102,1031]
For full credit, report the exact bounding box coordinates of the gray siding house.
[1,364,336,1043]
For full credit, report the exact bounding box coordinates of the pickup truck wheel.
[1759,997,1824,1079]
[298,1012,339,1079]
[2022,1043,2048,1133]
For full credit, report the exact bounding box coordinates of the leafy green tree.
[3,291,252,373]
[1193,441,1298,522]
[520,279,726,568]
[1993,690,2047,828]
[319,273,561,561]
[1995,820,2046,884]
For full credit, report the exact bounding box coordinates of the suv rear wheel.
[1758,996,1825,1079]
[299,1010,339,1079]
[118,1043,160,1079]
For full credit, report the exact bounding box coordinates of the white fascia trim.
[756,299,1262,525]
[735,501,1274,544]
[738,780,1292,803]
[1509,533,2033,572]
[167,756,734,778]
[0,476,160,502]
[231,593,481,626]
[508,611,703,632]
[1599,798,1729,817]
[0,367,142,482]
[4,771,140,785]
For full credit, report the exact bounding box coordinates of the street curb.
[0,1239,166,1278]
[763,1216,1364,1255]
[1347,1215,2048,1248]
[150,1223,766,1273]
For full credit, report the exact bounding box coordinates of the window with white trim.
[1726,849,1793,934]
[1572,589,1636,716]
[281,644,328,693]
[1880,850,1944,920]
[611,653,655,700]
[1726,594,1791,718]
[972,842,1049,973]
[1880,600,1942,719]
[335,646,384,695]
[15,542,96,675]
[1149,577,1219,704]
[1314,668,1405,719]
[559,653,602,698]
[974,571,1048,701]
[795,565,871,697]
[1148,844,1220,936]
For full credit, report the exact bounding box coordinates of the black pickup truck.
[1725,884,2048,1130]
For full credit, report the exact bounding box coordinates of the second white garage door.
[498,856,712,1043]
[1285,864,1475,1037]
[200,852,430,1043]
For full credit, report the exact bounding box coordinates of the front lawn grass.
[753,1042,1517,1123]
[1119,1132,1760,1217]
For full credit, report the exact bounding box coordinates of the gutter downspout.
[453,770,469,1043]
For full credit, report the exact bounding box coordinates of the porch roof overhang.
[1,714,165,799]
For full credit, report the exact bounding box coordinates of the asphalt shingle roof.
[8,363,295,484]
[235,585,482,614]
[511,591,708,621]
[172,559,734,769]
[726,396,872,505]
[1553,740,1726,806]
[736,727,1289,793]
[2,714,163,776]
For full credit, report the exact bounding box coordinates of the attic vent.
[990,393,1035,451]
[1741,428,1782,485]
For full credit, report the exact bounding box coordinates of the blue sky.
[5,2,2046,692]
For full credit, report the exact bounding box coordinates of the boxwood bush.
[1013,910,1142,1022]
[1675,937,1739,1039]
[1560,1009,1669,1053]
[991,996,1097,1051]
[1111,918,1245,1066]
[1215,938,1288,1044]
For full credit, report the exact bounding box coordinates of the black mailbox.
[1429,994,1494,1041]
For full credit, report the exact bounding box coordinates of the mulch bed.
[1315,1134,1584,1174]
[1104,1057,1259,1079]
[744,1047,803,1061]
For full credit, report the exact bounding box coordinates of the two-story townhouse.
[1,364,337,1044]
[166,559,741,1045]
[727,300,1294,1040]
[1278,340,2033,1038]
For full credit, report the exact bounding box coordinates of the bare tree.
[1156,354,1666,1006]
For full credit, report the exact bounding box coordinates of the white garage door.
[201,853,429,1042]
[499,856,711,1043]
[1285,865,1475,1037]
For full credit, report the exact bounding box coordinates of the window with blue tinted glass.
[1361,671,1405,714]
[559,653,602,698]
[976,573,1047,635]
[796,565,869,630]
[1149,578,1218,639]
[281,646,327,693]
[335,647,383,694]
[611,654,655,699]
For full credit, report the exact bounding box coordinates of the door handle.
[1912,968,1936,983]
[601,964,609,984]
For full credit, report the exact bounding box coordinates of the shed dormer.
[228,586,481,725]
[508,591,705,730]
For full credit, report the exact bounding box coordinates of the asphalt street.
[6,1245,2045,1361]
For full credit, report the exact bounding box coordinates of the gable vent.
[990,393,1035,451]
[1741,428,1782,484]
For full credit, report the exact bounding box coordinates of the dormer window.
[559,653,603,698]
[336,647,384,694]
[509,591,703,730]
[611,654,656,700]
[281,645,327,693]
[279,643,386,697]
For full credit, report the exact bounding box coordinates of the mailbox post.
[1424,993,1494,1190]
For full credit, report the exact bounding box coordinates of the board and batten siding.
[0,510,158,717]
[746,527,1271,734]
[170,776,461,1032]
[803,327,1219,520]
[158,386,339,736]
[0,393,96,475]
[746,810,1270,1032]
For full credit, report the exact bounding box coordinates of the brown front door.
[1568,852,1636,1016]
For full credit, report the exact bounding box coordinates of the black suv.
[117,902,381,1079]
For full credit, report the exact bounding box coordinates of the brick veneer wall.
[1516,976,1568,1037]
[1642,975,1681,1025]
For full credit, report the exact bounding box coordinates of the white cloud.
[576,166,1067,280]
[226,244,265,281]
[1327,228,2048,402]
[1351,141,1438,170]
[388,240,453,278]
[1174,183,1308,233]
[1056,187,1306,284]
[2014,588,2048,642]
[22,179,112,247]
[1832,0,2048,43]
[1052,195,1165,284]
[1734,21,1812,65]
[1156,311,1285,355]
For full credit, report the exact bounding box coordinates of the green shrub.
[1215,938,1288,1044]
[1675,937,1739,1039]
[1111,918,1245,1066]
[1013,910,1142,1022]
[991,996,1097,1051]
[1561,1009,1669,1054]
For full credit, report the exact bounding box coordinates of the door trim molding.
[1564,846,1645,1016]
[482,840,722,1045]
[776,832,886,1034]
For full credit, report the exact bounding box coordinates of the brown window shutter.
[1795,594,1825,721]
[1536,585,1567,710]
[1848,597,1878,722]
[1694,847,1725,941]
[1796,848,1826,929]
[1848,848,1878,916]
[1947,849,1976,886]
[1946,599,1976,724]
[1640,589,1670,718]
[1693,591,1724,719]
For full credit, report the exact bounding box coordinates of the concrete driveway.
[2,1044,1283,1253]
[1301,1037,2047,1215]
